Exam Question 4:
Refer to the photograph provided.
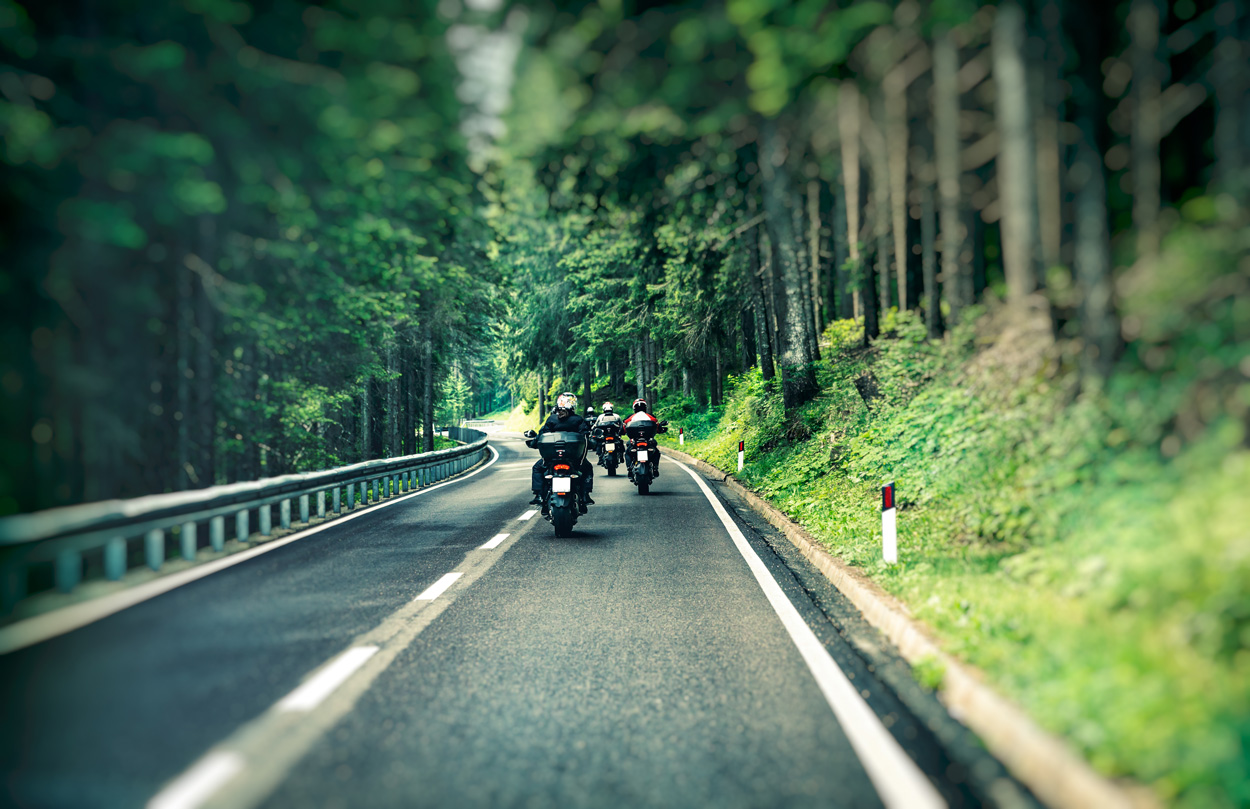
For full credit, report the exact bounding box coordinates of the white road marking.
[671,458,946,809]
[414,572,462,601]
[276,646,379,713]
[147,751,244,809]
[0,445,502,655]
[480,533,510,550]
[517,509,538,521]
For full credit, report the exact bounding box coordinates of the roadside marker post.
[882,481,897,564]
[679,426,684,446]
[738,440,745,473]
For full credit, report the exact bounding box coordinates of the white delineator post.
[738,440,745,473]
[679,426,684,446]
[882,481,897,564]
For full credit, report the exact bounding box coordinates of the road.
[0,433,1034,809]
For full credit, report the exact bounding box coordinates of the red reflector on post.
[738,440,744,452]
[882,482,895,511]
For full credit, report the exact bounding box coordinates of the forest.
[2,0,1248,803]
[1,0,1243,510]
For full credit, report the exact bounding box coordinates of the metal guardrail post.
[105,537,126,579]
[56,549,80,592]
[145,529,164,571]
[333,487,341,514]
[180,522,196,561]
[236,510,248,543]
[259,504,271,536]
[299,495,310,524]
[280,500,291,530]
[210,517,225,552]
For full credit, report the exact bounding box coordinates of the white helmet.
[555,392,577,414]
[602,402,614,414]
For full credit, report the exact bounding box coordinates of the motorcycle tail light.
[554,463,571,471]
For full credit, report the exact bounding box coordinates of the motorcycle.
[593,424,624,476]
[524,429,590,537]
[624,418,668,495]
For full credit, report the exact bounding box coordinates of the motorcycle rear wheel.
[552,509,576,537]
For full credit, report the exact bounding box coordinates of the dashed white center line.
[147,751,244,809]
[414,572,462,601]
[480,533,510,550]
[517,509,538,521]
[276,646,379,713]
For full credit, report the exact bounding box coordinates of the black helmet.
[632,398,648,413]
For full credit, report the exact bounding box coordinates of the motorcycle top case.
[624,420,658,439]
[536,431,589,465]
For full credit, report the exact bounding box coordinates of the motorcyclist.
[591,402,625,469]
[623,398,667,479]
[527,392,595,514]
[592,401,623,431]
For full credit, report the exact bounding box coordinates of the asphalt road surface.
[0,433,1036,809]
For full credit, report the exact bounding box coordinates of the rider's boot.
[528,492,542,505]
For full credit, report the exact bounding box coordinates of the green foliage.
[671,214,1250,807]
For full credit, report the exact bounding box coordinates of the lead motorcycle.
[624,418,668,495]
[593,423,625,476]
[524,429,590,537]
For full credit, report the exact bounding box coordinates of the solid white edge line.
[275,646,379,713]
[480,533,510,550]
[414,571,462,601]
[0,445,502,656]
[146,750,244,809]
[517,509,538,521]
[670,458,946,809]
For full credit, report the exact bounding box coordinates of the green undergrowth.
[660,208,1250,808]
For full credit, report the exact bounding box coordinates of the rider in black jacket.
[528,392,595,513]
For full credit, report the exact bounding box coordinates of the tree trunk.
[746,222,777,381]
[176,258,192,490]
[922,182,942,338]
[582,358,592,414]
[861,238,880,344]
[1129,0,1165,265]
[934,28,968,323]
[791,190,820,361]
[885,65,910,311]
[833,180,852,319]
[993,0,1041,304]
[761,120,819,410]
[421,322,434,451]
[838,81,863,319]
[360,381,371,462]
[807,179,825,338]
[1069,0,1119,378]
[1213,1,1250,198]
[865,94,893,321]
[1036,0,1066,271]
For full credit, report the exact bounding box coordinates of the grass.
[659,205,1250,808]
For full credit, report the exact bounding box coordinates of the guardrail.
[0,430,488,614]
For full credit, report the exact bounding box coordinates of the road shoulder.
[662,445,1157,809]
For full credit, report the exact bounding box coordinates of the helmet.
[602,402,614,414]
[632,398,648,413]
[584,406,596,417]
[555,392,577,414]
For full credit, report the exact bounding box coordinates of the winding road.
[1,432,1035,809]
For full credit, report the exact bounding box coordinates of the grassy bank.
[659,210,1249,808]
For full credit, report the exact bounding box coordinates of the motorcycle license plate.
[605,443,614,451]
[553,477,572,494]
[636,450,648,462]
